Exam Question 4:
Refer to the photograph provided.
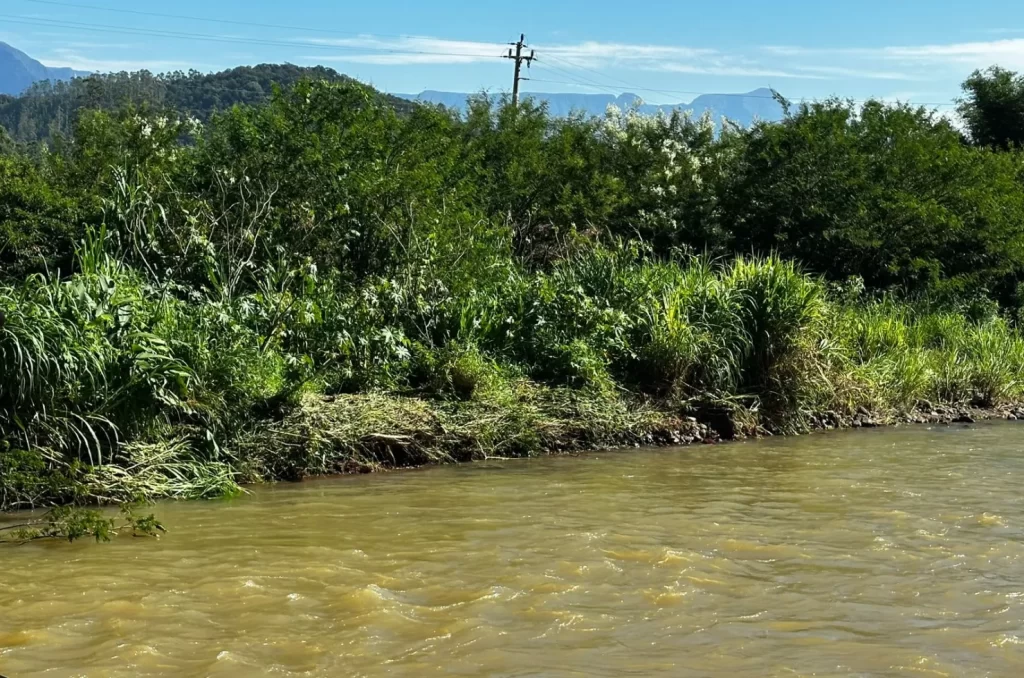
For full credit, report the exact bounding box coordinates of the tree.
[959,66,1024,150]
[718,98,1024,302]
[0,153,84,278]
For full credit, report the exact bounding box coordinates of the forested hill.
[0,64,417,143]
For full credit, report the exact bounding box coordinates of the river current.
[3,423,1024,676]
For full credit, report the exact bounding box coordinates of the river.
[2,423,1024,676]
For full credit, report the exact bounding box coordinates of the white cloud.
[877,39,1024,70]
[760,45,813,57]
[656,63,827,79]
[542,40,719,67]
[65,42,142,50]
[302,35,724,67]
[307,37,754,75]
[763,39,1024,72]
[791,65,915,81]
[302,35,507,65]
[298,35,933,83]
[312,53,485,65]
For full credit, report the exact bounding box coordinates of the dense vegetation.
[3,66,1024,512]
[0,64,415,143]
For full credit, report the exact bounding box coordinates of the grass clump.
[239,379,682,481]
[242,393,452,480]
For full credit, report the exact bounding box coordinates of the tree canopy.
[959,66,1024,150]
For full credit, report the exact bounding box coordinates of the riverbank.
[4,387,1019,548]
[7,249,1024,512]
[3,384,1024,544]
[234,393,1024,483]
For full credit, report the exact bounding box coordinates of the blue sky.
[4,0,1024,105]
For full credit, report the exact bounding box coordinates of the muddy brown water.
[3,423,1024,676]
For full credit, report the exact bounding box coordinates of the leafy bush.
[718,99,1024,303]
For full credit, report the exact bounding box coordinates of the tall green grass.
[5,238,1024,511]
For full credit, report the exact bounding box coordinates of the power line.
[531,61,621,96]
[17,0,413,39]
[541,53,688,102]
[535,62,618,94]
[0,15,509,60]
[527,77,622,90]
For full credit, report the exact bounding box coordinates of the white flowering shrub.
[599,102,729,250]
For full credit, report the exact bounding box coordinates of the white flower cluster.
[129,113,203,142]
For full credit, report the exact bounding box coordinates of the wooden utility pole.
[505,34,535,107]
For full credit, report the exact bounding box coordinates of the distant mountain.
[0,42,89,95]
[400,88,785,127]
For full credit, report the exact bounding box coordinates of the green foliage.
[0,153,84,276]
[408,342,510,400]
[8,69,1024,307]
[718,98,1024,302]
[959,66,1024,150]
[0,503,164,544]
[0,249,196,467]
[0,446,86,510]
[831,301,1024,410]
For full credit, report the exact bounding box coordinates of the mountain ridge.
[398,88,785,126]
[0,42,89,95]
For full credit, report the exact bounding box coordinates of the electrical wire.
[530,61,621,96]
[17,0,415,39]
[541,52,693,102]
[0,15,509,60]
